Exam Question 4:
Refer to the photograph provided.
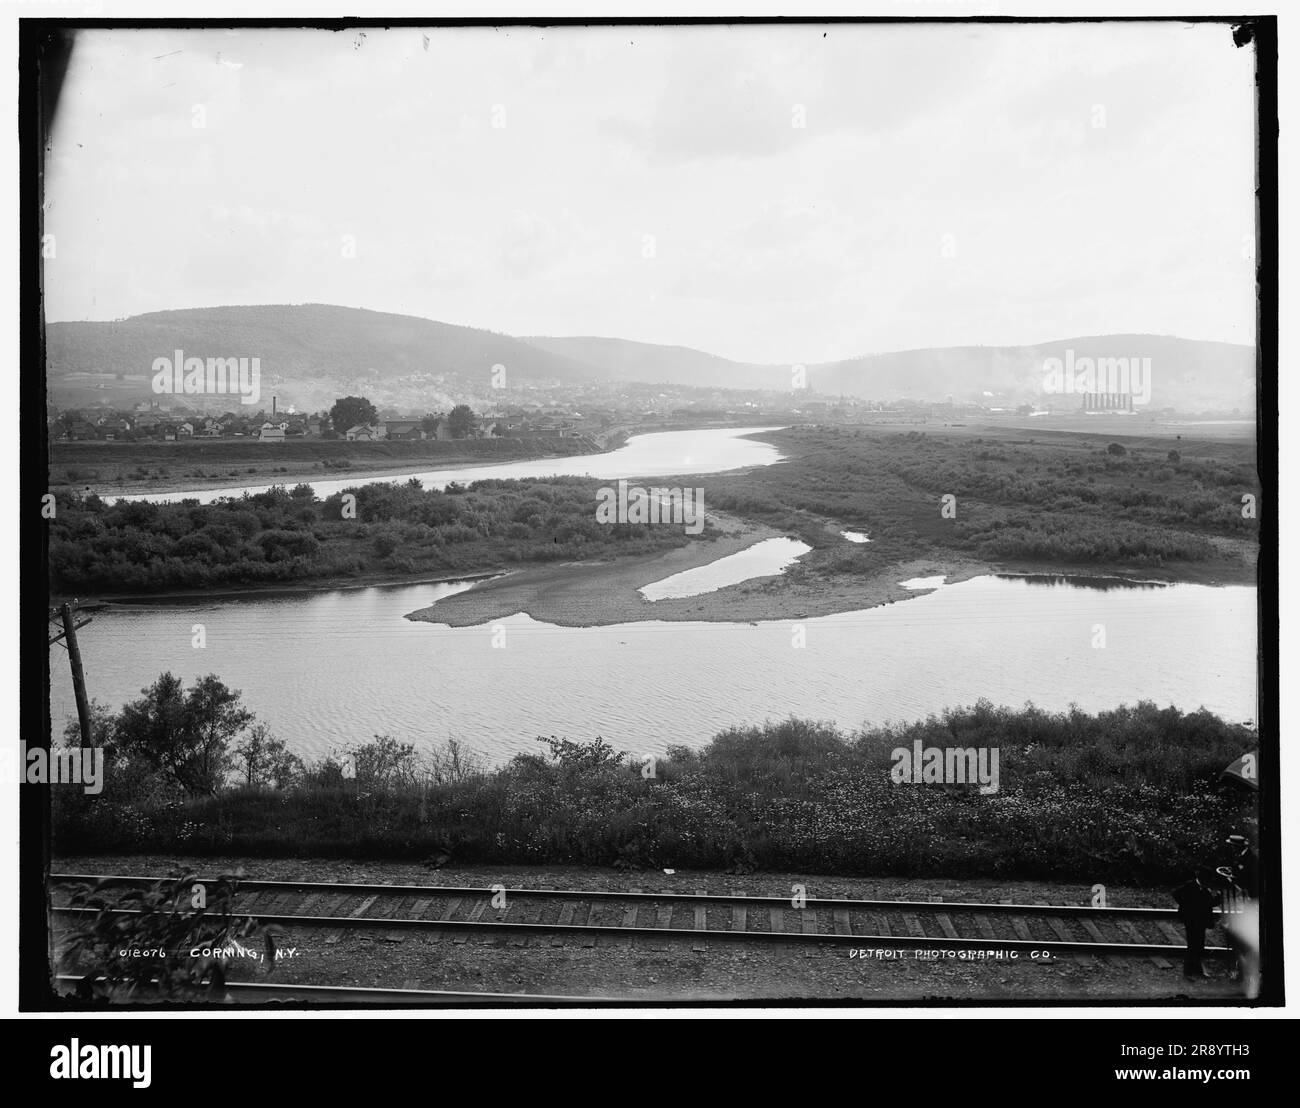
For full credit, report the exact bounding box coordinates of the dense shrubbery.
[49,477,712,593]
[54,700,1257,884]
[709,426,1257,571]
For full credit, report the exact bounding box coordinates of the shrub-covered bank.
[54,700,1256,884]
[48,476,709,594]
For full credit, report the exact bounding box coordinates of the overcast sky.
[44,22,1257,365]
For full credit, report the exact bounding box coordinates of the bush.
[60,870,277,1000]
[54,705,1258,884]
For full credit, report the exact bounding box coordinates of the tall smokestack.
[272,395,277,415]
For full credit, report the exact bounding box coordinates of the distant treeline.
[55,696,1257,884]
[48,477,708,594]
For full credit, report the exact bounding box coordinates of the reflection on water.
[111,426,786,505]
[639,538,812,601]
[995,573,1169,592]
[841,531,871,543]
[50,575,1258,766]
[900,576,946,590]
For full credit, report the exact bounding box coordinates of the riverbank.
[63,570,500,608]
[53,707,1256,882]
[51,434,609,499]
[58,533,1251,615]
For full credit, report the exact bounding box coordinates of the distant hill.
[809,335,1256,412]
[45,304,1256,413]
[522,335,788,391]
[45,304,599,411]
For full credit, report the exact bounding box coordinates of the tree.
[347,734,417,788]
[234,723,302,789]
[62,698,117,753]
[114,673,254,796]
[1106,442,1127,456]
[447,404,477,439]
[420,413,441,437]
[329,396,378,434]
[1167,450,1181,464]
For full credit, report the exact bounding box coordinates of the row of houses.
[342,418,442,442]
[341,417,510,442]
[54,415,321,442]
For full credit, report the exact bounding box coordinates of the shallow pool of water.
[638,537,812,601]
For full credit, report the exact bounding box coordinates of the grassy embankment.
[53,703,1257,884]
[48,476,716,595]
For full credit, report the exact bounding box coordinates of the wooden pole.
[60,602,93,746]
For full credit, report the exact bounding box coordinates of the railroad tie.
[692,890,708,952]
[554,901,576,947]
[801,903,818,953]
[1045,916,1089,965]
[731,894,748,937]
[1116,919,1172,969]
[254,892,284,917]
[419,896,457,945]
[1157,921,1185,947]
[380,884,405,943]
[870,911,893,937]
[769,905,784,936]
[1007,915,1035,944]
[290,893,320,919]
[620,890,641,949]
[580,901,597,948]
[514,897,543,948]
[833,906,851,936]
[452,897,480,944]
[902,913,925,942]
[653,899,674,951]
[974,915,997,942]
[1079,918,1127,969]
[326,894,378,946]
[934,911,961,942]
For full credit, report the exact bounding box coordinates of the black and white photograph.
[19,8,1280,1031]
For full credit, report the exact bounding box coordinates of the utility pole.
[51,602,94,746]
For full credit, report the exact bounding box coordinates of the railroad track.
[52,975,608,1005]
[49,873,1233,966]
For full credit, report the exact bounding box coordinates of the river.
[58,425,1256,764]
[49,574,1257,765]
[110,425,787,505]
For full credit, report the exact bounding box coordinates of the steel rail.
[49,872,1189,918]
[50,905,1231,957]
[53,974,607,1005]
